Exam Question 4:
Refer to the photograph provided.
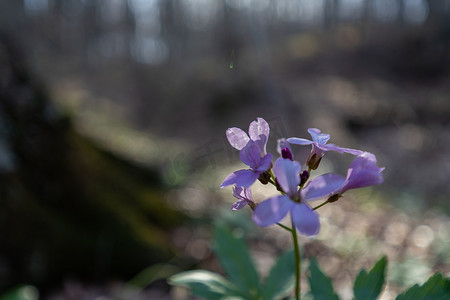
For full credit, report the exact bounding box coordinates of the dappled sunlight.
[1,0,449,298]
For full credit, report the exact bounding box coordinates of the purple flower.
[328,152,384,199]
[252,158,343,236]
[287,128,363,170]
[220,141,273,188]
[232,186,256,210]
[226,117,270,157]
[221,118,273,188]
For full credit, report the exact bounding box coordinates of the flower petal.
[349,152,384,173]
[340,170,384,193]
[291,203,320,236]
[287,137,313,145]
[273,158,301,196]
[232,199,250,211]
[243,186,253,201]
[232,186,254,210]
[255,153,273,172]
[232,186,246,201]
[253,195,294,227]
[308,128,330,145]
[248,117,270,155]
[323,144,364,156]
[221,169,259,188]
[301,173,346,201]
[310,143,327,157]
[277,138,291,155]
[338,152,384,193]
[226,127,250,150]
[240,141,261,169]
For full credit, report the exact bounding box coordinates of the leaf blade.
[168,270,244,300]
[353,256,387,300]
[308,258,340,300]
[261,250,296,300]
[395,273,450,300]
[214,225,260,297]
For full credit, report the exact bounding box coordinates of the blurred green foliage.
[0,285,38,300]
[169,224,296,300]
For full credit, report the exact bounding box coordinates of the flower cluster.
[221,118,384,236]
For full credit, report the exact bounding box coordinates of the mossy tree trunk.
[0,33,185,293]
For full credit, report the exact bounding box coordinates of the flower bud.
[327,194,341,203]
[299,170,309,187]
[281,147,293,160]
[306,153,322,170]
[258,171,271,185]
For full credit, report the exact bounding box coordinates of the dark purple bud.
[299,170,310,187]
[281,147,293,160]
[258,171,271,185]
[307,153,322,170]
[327,194,342,203]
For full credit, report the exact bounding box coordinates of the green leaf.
[353,256,387,300]
[168,270,244,300]
[308,258,340,300]
[261,250,296,300]
[214,225,260,297]
[395,273,450,300]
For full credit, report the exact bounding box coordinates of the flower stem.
[267,169,277,187]
[312,200,329,210]
[291,216,301,300]
[276,222,292,232]
[268,178,277,186]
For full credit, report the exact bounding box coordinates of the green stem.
[268,178,277,186]
[299,180,307,190]
[291,216,301,300]
[276,222,292,232]
[312,200,329,211]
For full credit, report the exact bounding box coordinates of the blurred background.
[0,0,449,299]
